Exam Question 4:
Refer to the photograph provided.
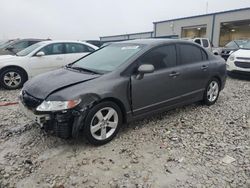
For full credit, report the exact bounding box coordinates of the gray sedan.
[20,39,226,145]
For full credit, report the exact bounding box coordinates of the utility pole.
[206,1,208,14]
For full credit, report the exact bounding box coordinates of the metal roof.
[115,38,190,46]
[153,7,250,24]
[100,31,153,39]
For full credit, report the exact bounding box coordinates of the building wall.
[100,32,153,42]
[213,9,250,46]
[155,15,213,40]
[100,35,129,42]
[154,8,250,47]
[100,8,250,47]
[129,32,153,39]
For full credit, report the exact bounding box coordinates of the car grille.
[234,61,250,69]
[21,90,42,109]
[237,57,250,61]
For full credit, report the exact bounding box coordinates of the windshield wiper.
[67,65,101,74]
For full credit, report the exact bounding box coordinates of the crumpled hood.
[23,68,100,99]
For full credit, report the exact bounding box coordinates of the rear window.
[65,43,94,53]
[202,39,209,48]
[179,44,203,64]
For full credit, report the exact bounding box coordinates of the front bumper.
[19,102,50,127]
[19,101,88,138]
[227,70,250,77]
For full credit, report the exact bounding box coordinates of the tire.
[83,101,122,145]
[0,68,27,90]
[202,78,220,106]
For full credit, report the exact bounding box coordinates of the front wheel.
[203,78,220,106]
[0,68,26,90]
[83,101,122,145]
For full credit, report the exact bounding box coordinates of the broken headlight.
[36,99,81,112]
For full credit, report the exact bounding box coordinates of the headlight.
[36,99,81,112]
[228,55,235,61]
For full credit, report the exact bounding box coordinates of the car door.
[175,43,210,100]
[131,44,183,116]
[28,43,66,77]
[64,43,95,64]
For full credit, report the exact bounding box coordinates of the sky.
[0,0,250,40]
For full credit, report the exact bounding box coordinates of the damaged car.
[19,39,226,145]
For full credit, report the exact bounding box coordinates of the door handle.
[169,72,180,77]
[56,57,63,60]
[201,65,208,70]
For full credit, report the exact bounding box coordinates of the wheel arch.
[0,65,29,81]
[98,97,127,123]
[210,75,222,90]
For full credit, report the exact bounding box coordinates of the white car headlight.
[36,99,81,112]
[228,55,235,61]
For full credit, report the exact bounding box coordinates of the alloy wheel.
[90,107,118,140]
[207,81,219,102]
[3,71,22,88]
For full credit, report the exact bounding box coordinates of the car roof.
[36,40,98,48]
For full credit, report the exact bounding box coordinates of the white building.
[100,8,250,47]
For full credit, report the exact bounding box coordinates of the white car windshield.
[238,40,250,49]
[71,44,144,73]
[17,43,44,56]
[235,40,250,49]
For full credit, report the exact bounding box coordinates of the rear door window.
[202,39,209,48]
[138,45,177,70]
[65,43,94,53]
[179,44,203,65]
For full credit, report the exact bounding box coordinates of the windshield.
[71,44,144,73]
[17,42,44,56]
[0,40,14,49]
[235,40,250,49]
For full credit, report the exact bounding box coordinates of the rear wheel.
[203,78,220,106]
[0,68,27,90]
[83,101,122,145]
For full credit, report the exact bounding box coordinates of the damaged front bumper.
[19,102,88,139]
[19,102,50,127]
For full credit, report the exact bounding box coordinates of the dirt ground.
[0,77,249,188]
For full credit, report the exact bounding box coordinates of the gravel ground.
[0,77,249,188]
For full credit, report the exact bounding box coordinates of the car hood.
[23,68,101,99]
[0,55,17,61]
[233,49,250,58]
[221,48,236,52]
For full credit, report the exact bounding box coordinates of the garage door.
[219,19,250,46]
[181,25,207,38]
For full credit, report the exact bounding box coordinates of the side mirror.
[136,64,155,80]
[36,51,45,57]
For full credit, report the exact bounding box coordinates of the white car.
[0,41,98,89]
[226,40,250,76]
